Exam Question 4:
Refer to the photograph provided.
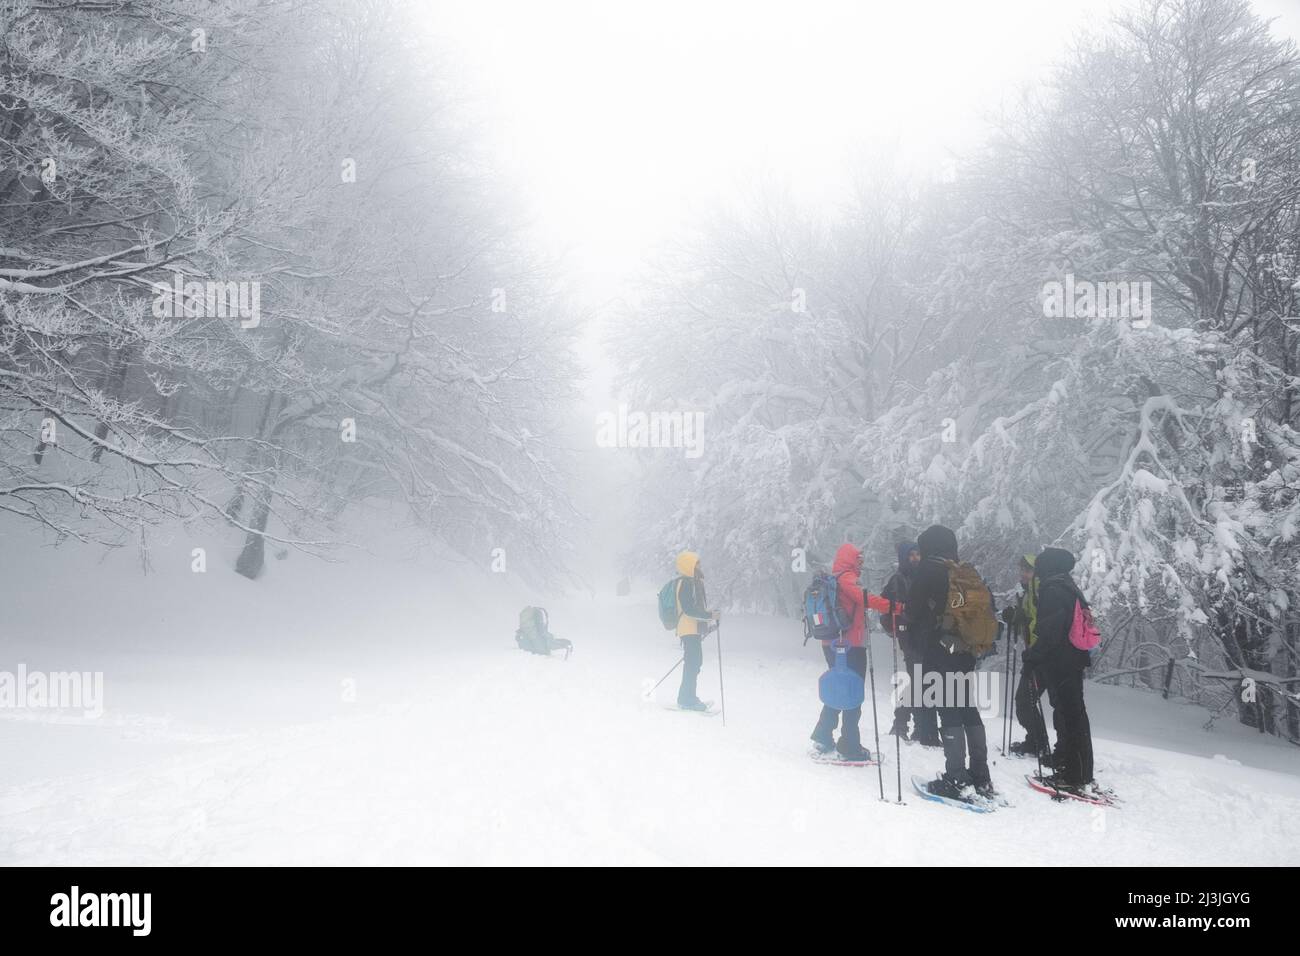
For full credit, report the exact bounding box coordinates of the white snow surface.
[2,521,1299,866]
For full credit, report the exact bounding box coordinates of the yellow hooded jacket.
[1020,553,1039,646]
[673,551,711,637]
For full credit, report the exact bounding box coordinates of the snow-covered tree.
[1,0,581,583]
[612,0,1300,739]
[611,169,936,609]
[863,0,1300,737]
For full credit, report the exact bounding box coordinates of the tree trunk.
[234,496,271,580]
[233,391,282,580]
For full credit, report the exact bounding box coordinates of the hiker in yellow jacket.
[673,551,719,711]
[1001,554,1050,758]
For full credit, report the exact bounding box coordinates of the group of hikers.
[661,523,1099,802]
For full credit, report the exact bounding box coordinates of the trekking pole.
[865,619,885,801]
[1001,620,1013,754]
[1008,639,1019,752]
[715,617,727,726]
[647,657,684,697]
[889,602,903,803]
[1031,673,1060,799]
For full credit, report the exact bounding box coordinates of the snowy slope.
[1,522,1298,865]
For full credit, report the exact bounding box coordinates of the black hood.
[917,525,958,561]
[896,540,919,575]
[1035,547,1076,578]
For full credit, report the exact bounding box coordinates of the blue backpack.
[819,642,865,710]
[802,572,846,645]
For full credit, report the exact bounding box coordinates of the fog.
[3,0,1300,870]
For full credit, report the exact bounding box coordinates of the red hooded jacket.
[827,543,897,648]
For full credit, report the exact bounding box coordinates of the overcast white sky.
[419,0,1299,309]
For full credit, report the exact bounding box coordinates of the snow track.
[1,530,1297,865]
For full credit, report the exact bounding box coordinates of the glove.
[1000,606,1016,626]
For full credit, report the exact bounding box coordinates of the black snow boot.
[810,729,835,753]
[836,742,873,761]
[1009,738,1049,758]
[1038,773,1086,794]
[926,774,967,800]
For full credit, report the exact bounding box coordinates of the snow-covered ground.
[2,520,1298,865]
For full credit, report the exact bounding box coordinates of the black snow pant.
[927,649,989,785]
[813,644,867,752]
[677,634,704,705]
[1044,666,1093,785]
[938,704,990,785]
[1015,663,1049,750]
[893,647,938,742]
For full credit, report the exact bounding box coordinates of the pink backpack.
[1069,600,1101,651]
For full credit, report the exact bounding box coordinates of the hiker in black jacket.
[904,524,992,799]
[880,540,939,745]
[1023,547,1094,787]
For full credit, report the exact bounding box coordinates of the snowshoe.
[1086,781,1121,803]
[1026,773,1119,807]
[970,778,1010,808]
[911,774,994,813]
[666,699,719,716]
[927,774,967,800]
[811,750,878,767]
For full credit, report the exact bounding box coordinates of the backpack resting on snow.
[936,560,997,656]
[515,606,572,659]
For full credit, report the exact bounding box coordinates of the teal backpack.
[657,578,680,630]
[516,606,572,659]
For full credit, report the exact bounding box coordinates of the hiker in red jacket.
[809,543,895,760]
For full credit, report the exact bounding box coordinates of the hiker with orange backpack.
[905,524,998,801]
